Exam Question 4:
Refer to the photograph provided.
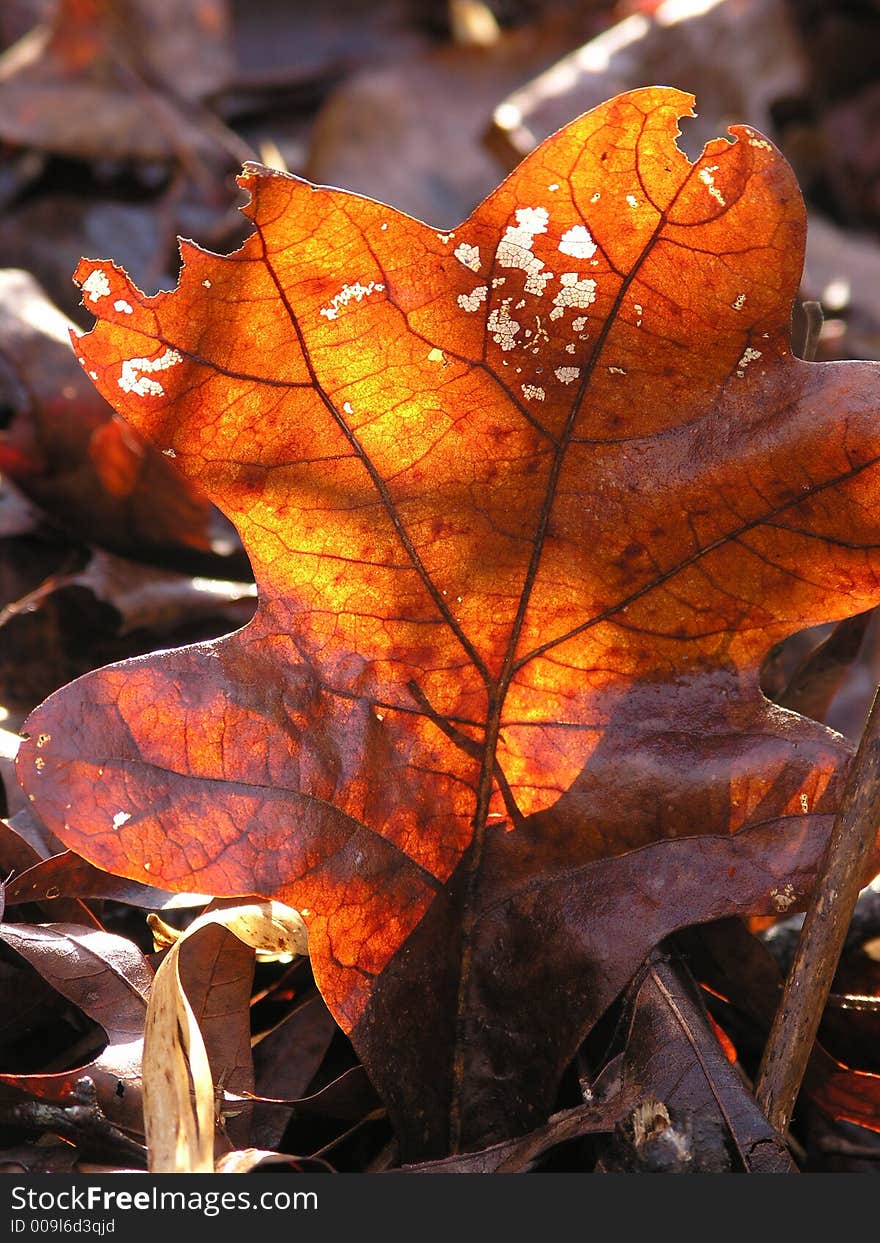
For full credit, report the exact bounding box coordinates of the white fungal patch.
[343,401,354,414]
[770,884,797,913]
[746,130,773,151]
[608,366,627,375]
[162,448,176,457]
[800,792,809,813]
[736,346,762,377]
[113,299,133,314]
[118,348,182,397]
[487,303,521,351]
[558,225,597,260]
[457,285,488,313]
[590,192,601,203]
[380,223,388,231]
[565,343,576,354]
[626,195,638,208]
[548,183,559,192]
[202,279,212,288]
[437,233,454,244]
[496,206,553,296]
[113,811,131,829]
[550,272,597,321]
[572,316,589,332]
[492,277,505,288]
[454,242,481,272]
[427,347,445,363]
[698,165,725,206]
[82,268,111,302]
[320,280,385,321]
[733,293,746,311]
[554,366,580,384]
[521,384,545,401]
[88,370,98,380]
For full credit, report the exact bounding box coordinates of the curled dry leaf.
[0,921,151,1133]
[17,88,880,1157]
[142,900,306,1173]
[601,955,794,1172]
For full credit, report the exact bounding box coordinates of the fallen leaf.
[0,0,235,163]
[251,992,339,1149]
[2,848,209,910]
[19,88,880,1157]
[487,0,807,170]
[0,270,240,572]
[597,954,794,1172]
[142,900,306,1172]
[0,920,151,1133]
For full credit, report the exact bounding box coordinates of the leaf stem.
[754,685,880,1133]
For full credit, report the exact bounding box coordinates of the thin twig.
[755,686,880,1133]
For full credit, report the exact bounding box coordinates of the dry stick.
[755,686,880,1134]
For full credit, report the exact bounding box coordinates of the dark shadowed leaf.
[0,921,151,1133]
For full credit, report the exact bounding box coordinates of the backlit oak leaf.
[17,88,880,1157]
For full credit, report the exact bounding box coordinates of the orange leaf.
[17,88,880,1157]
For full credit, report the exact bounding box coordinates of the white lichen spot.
[746,130,773,151]
[487,303,521,351]
[548,183,559,192]
[565,343,576,354]
[457,285,488,312]
[496,206,553,296]
[550,272,597,321]
[82,268,111,302]
[343,401,354,414]
[320,281,385,321]
[733,293,746,311]
[559,225,597,260]
[800,792,809,813]
[736,346,762,377]
[162,448,176,458]
[113,299,133,315]
[608,366,627,375]
[437,233,454,244]
[375,711,384,722]
[698,165,726,207]
[770,884,797,913]
[454,242,481,272]
[113,811,131,829]
[34,756,44,771]
[591,192,601,203]
[492,277,506,288]
[626,194,638,208]
[380,222,388,231]
[554,366,580,384]
[88,370,98,380]
[118,348,182,398]
[521,384,545,401]
[572,316,588,332]
[202,279,212,288]
[515,299,526,310]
